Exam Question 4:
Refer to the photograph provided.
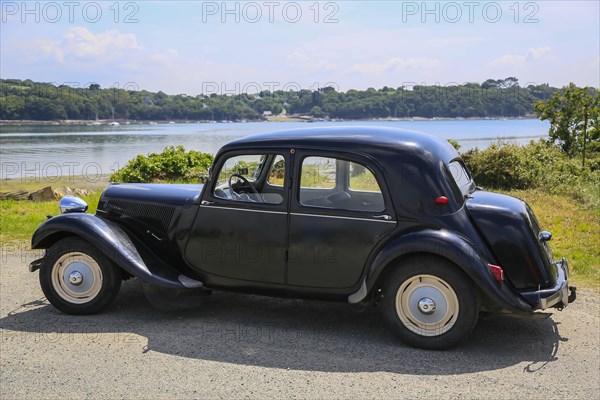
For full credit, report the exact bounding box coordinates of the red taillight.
[488,264,504,282]
[434,196,449,205]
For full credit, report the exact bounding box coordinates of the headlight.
[59,196,88,214]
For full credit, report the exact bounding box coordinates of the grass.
[0,191,102,242]
[0,184,597,289]
[504,189,599,290]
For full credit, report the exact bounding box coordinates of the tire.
[39,237,122,315]
[380,256,479,350]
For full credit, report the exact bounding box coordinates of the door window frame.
[202,149,290,212]
[291,150,394,218]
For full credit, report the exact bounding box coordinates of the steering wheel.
[228,174,263,202]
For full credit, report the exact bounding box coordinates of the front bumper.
[520,258,576,310]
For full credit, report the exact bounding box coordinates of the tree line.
[0,77,585,121]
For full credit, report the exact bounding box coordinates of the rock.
[53,186,72,198]
[0,186,91,202]
[74,188,92,197]
[29,186,57,202]
[0,190,29,200]
[53,187,91,198]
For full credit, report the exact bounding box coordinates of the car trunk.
[465,190,558,291]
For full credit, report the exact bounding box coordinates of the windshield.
[448,160,474,197]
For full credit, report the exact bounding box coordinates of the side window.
[299,156,385,212]
[213,154,284,204]
[300,157,336,189]
[448,160,473,196]
[267,155,286,187]
[349,162,382,193]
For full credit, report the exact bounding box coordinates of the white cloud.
[527,47,551,60]
[29,28,143,62]
[36,40,64,63]
[151,48,180,64]
[489,47,551,67]
[287,52,336,72]
[346,57,441,74]
[489,54,527,66]
[64,28,142,59]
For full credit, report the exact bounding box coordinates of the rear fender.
[357,229,532,313]
[31,213,202,289]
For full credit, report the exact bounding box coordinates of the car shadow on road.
[0,280,567,374]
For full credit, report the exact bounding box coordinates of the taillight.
[434,196,449,205]
[488,264,504,282]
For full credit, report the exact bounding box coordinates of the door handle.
[373,214,392,220]
[201,200,215,206]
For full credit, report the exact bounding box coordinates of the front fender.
[32,213,202,289]
[359,229,532,313]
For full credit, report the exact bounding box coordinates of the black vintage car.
[30,127,576,349]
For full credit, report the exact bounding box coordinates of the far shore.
[0,115,538,127]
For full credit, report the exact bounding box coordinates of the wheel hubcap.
[51,252,103,304]
[417,297,436,315]
[395,274,459,337]
[68,271,83,286]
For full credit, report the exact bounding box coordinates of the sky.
[1,1,599,95]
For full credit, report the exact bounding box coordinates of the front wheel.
[381,257,479,349]
[40,237,121,315]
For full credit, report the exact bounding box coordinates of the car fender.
[31,213,202,289]
[352,229,532,313]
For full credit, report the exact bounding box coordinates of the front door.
[184,152,288,284]
[287,153,396,288]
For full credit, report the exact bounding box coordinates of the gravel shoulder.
[1,252,599,399]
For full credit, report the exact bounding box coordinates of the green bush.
[462,140,600,208]
[447,139,461,151]
[110,146,214,183]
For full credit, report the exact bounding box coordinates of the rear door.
[287,152,396,288]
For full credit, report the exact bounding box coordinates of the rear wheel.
[381,256,478,349]
[40,237,121,315]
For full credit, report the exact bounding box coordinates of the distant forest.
[0,77,580,121]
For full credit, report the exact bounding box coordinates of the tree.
[0,78,580,123]
[534,83,599,166]
[481,79,500,89]
[271,104,283,115]
[310,106,325,117]
[500,77,519,88]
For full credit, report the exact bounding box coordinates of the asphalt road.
[1,252,599,399]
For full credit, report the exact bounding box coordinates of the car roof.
[221,126,455,158]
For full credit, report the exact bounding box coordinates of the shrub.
[447,139,461,151]
[462,143,533,189]
[461,140,600,208]
[110,146,214,183]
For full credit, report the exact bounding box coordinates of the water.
[0,119,549,180]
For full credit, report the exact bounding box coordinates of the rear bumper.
[520,258,576,310]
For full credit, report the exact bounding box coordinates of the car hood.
[96,183,204,235]
[99,183,204,205]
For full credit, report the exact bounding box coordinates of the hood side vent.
[107,200,175,232]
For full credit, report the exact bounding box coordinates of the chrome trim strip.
[200,204,287,215]
[291,212,396,224]
[199,205,397,223]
